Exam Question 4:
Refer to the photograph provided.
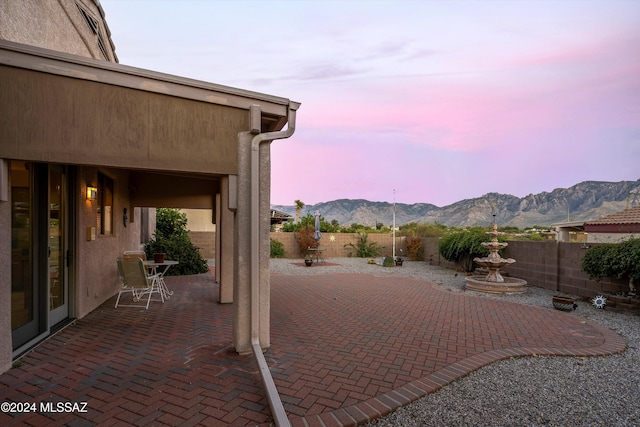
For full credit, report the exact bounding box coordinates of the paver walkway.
[0,268,625,426]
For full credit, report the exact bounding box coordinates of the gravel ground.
[270,258,640,427]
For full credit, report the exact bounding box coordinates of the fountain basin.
[465,276,527,294]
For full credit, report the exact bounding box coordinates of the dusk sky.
[102,0,639,207]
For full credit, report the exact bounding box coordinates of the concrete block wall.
[504,240,628,298]
[501,240,556,290]
[189,231,215,259]
[420,237,457,270]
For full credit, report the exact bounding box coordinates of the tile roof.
[584,206,640,225]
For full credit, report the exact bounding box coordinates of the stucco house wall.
[0,0,116,61]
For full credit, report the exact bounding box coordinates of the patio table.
[306,248,325,263]
[143,260,178,299]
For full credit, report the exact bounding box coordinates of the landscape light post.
[392,189,396,260]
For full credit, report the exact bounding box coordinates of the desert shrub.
[582,238,640,294]
[400,222,448,238]
[404,236,423,260]
[295,225,318,256]
[270,239,285,258]
[438,228,491,272]
[344,232,383,258]
[144,208,209,276]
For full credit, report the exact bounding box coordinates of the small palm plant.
[344,232,383,258]
[294,199,305,223]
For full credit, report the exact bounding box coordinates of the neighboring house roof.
[270,209,293,225]
[584,206,640,233]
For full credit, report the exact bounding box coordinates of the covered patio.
[0,268,625,426]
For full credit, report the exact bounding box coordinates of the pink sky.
[103,0,639,206]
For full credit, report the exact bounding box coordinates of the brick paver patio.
[0,266,626,426]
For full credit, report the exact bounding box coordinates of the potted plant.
[395,257,404,266]
[304,254,313,266]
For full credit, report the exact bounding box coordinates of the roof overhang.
[1,40,300,174]
[0,40,292,129]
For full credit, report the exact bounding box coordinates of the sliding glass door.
[48,165,68,326]
[11,162,70,351]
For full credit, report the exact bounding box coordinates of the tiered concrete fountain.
[464,222,527,294]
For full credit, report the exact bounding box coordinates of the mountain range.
[271,179,640,228]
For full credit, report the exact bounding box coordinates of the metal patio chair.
[115,257,163,309]
[123,250,147,260]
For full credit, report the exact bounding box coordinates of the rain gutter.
[250,101,300,427]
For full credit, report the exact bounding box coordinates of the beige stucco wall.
[270,232,405,259]
[184,209,216,232]
[586,232,637,244]
[76,167,142,318]
[0,0,116,61]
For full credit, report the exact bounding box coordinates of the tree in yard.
[438,227,492,272]
[294,199,305,223]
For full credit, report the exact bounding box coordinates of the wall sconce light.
[86,186,97,200]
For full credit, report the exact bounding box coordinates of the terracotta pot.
[304,259,313,266]
[153,253,166,263]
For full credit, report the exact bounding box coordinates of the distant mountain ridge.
[271,179,640,228]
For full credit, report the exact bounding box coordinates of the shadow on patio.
[0,270,626,426]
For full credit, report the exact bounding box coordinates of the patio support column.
[217,176,235,304]
[0,171,11,373]
[233,131,271,353]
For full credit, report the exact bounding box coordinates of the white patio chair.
[123,250,147,260]
[115,257,163,309]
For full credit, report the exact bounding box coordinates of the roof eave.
[0,40,295,118]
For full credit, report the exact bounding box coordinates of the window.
[76,2,109,60]
[97,172,113,235]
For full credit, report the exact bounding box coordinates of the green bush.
[582,238,640,294]
[146,234,209,276]
[400,222,447,238]
[270,239,285,258]
[155,208,188,239]
[438,228,491,272]
[383,255,395,267]
[144,208,209,276]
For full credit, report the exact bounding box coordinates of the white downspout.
[250,101,300,427]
